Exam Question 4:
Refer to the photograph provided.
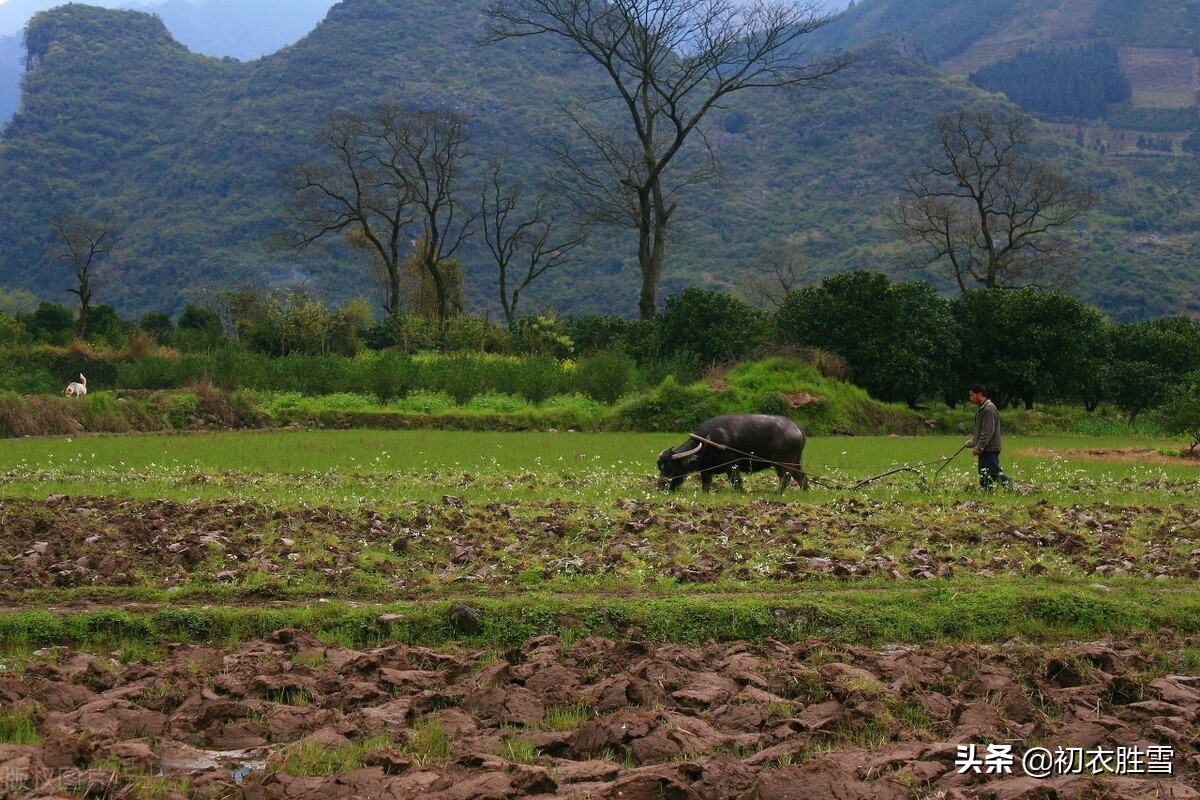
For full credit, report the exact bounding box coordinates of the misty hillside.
[0,33,19,119]
[0,0,852,123]
[0,0,335,123]
[1,0,1199,323]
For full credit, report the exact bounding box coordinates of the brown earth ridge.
[3,495,1200,597]
[1,631,1198,798]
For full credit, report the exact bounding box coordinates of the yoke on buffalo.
[656,414,808,493]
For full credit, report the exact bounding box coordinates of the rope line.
[681,432,968,490]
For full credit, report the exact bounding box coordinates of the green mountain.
[814,0,1200,136]
[0,0,336,124]
[814,0,1200,73]
[1,0,1199,322]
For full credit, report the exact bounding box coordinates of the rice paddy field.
[0,428,1196,505]
[1,429,1198,798]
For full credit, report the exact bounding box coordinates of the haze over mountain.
[1,0,1198,323]
[0,0,332,44]
[0,0,335,122]
[0,0,855,123]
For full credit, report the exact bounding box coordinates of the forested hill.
[814,0,1200,73]
[814,0,1200,135]
[2,0,1200,322]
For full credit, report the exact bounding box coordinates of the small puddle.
[157,741,270,783]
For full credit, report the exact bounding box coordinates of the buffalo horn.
[671,441,703,460]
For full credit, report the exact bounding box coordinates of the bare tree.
[744,244,806,309]
[485,0,846,320]
[51,213,117,339]
[896,108,1096,294]
[480,161,588,323]
[283,104,475,327]
[283,107,413,317]
[394,110,477,328]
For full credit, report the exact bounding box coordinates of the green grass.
[0,708,41,745]
[410,717,452,763]
[1,427,1197,651]
[1,585,1198,653]
[500,735,540,764]
[277,735,400,777]
[540,703,592,731]
[0,429,1192,506]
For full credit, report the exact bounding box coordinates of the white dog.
[64,374,87,397]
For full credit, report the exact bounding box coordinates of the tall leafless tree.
[283,107,413,318]
[485,0,847,320]
[396,110,477,328]
[480,161,588,324]
[51,213,117,339]
[283,104,475,327]
[744,244,806,310]
[895,108,1096,294]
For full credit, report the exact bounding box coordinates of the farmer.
[966,383,1013,490]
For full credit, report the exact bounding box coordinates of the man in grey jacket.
[966,383,1013,490]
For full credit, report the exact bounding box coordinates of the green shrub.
[757,391,790,416]
[607,375,723,431]
[443,315,506,353]
[22,302,74,346]
[564,314,648,355]
[166,392,200,427]
[361,314,439,352]
[509,315,574,358]
[78,392,130,431]
[510,356,567,404]
[656,288,770,366]
[204,348,254,390]
[116,355,178,389]
[0,312,29,347]
[365,350,418,405]
[1150,374,1200,453]
[0,365,58,394]
[575,348,636,404]
[424,355,486,405]
[273,354,355,395]
[265,392,307,412]
[635,354,704,388]
[541,393,604,417]
[52,349,117,391]
[538,394,605,429]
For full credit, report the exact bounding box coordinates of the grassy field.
[0,428,1197,652]
[3,428,1197,796]
[0,428,1194,505]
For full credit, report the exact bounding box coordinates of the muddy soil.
[4,496,1200,599]
[1018,447,1199,466]
[1,631,1198,799]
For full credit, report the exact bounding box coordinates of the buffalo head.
[656,439,703,490]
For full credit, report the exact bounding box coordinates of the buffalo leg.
[776,463,809,493]
[791,465,809,490]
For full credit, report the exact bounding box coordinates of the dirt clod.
[1,634,1197,798]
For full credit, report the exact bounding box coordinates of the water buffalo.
[657,414,808,493]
